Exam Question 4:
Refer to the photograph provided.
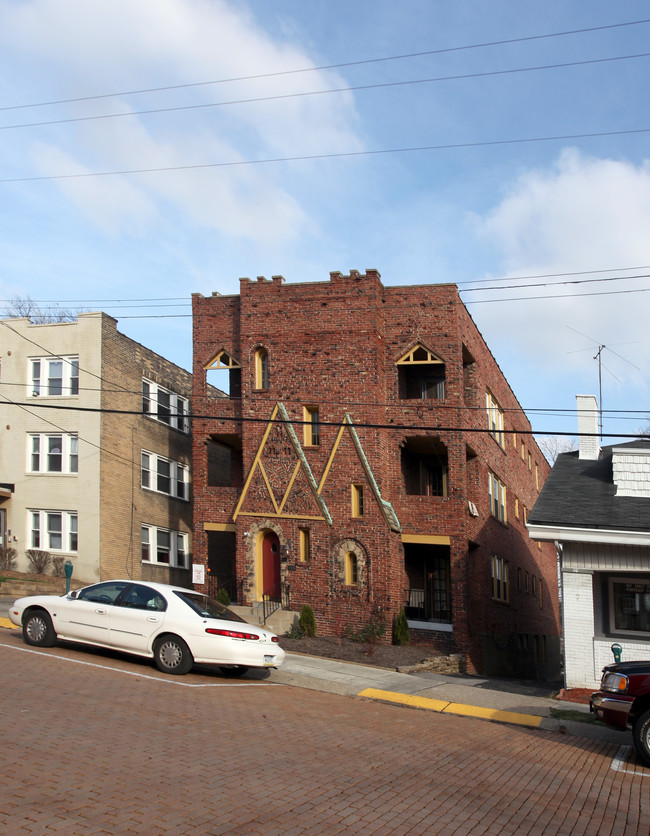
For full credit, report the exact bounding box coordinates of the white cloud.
[1,0,363,243]
[470,149,650,398]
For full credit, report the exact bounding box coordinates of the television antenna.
[566,326,640,439]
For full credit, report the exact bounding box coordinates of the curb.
[358,687,543,728]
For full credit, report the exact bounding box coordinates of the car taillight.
[602,672,628,694]
[271,636,279,643]
[205,628,259,640]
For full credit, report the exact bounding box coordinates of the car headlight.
[601,671,629,694]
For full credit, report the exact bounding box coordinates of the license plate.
[264,655,275,665]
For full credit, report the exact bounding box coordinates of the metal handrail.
[261,581,290,623]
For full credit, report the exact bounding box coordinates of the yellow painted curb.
[358,687,543,728]
[0,617,17,630]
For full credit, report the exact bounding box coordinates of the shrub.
[392,607,410,646]
[299,604,316,638]
[51,556,66,577]
[25,549,52,574]
[215,587,230,606]
[0,545,17,570]
[345,606,386,650]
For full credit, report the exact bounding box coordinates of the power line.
[1,396,643,439]
[3,264,650,305]
[3,51,649,133]
[3,127,650,184]
[3,18,649,113]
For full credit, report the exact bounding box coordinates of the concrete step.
[230,605,299,636]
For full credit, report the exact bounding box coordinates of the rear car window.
[174,591,246,622]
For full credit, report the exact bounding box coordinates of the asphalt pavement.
[0,595,627,747]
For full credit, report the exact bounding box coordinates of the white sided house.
[527,395,650,689]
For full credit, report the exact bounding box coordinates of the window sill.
[406,620,453,633]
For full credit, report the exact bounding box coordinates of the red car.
[590,661,650,765]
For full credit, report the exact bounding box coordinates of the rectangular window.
[141,450,189,500]
[351,484,364,518]
[491,555,509,603]
[486,389,504,447]
[299,527,310,562]
[141,524,189,568]
[535,462,539,490]
[141,452,151,488]
[27,434,79,474]
[29,356,79,398]
[157,458,171,494]
[142,378,189,433]
[608,578,650,637]
[29,510,78,553]
[421,377,445,400]
[515,497,519,519]
[304,406,320,447]
[488,470,507,523]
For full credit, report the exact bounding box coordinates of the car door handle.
[147,617,160,622]
[95,608,107,614]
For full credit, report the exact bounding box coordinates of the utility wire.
[1,397,643,439]
[2,51,649,133]
[3,264,650,304]
[3,127,649,184]
[3,18,649,113]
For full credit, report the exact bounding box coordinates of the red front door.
[262,531,281,599]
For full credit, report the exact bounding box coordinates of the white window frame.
[29,510,78,553]
[29,356,79,398]
[141,524,189,569]
[491,554,509,603]
[486,389,504,447]
[141,450,189,500]
[608,576,650,638]
[142,378,189,433]
[27,433,78,474]
[488,470,507,523]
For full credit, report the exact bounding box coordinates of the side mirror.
[68,590,79,599]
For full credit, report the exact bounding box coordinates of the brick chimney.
[576,394,599,460]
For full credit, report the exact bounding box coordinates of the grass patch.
[550,707,598,725]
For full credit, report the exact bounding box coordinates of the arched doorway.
[261,530,281,600]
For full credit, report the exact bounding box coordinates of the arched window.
[254,348,270,390]
[345,551,358,586]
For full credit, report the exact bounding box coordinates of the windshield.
[174,591,246,623]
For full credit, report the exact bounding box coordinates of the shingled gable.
[528,440,650,544]
[233,402,332,524]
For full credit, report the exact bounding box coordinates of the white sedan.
[8,579,285,676]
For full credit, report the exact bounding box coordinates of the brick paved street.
[1,636,648,835]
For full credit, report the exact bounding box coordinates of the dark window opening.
[404,543,451,624]
[401,437,448,497]
[207,435,243,488]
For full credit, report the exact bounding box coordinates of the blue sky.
[1,0,649,448]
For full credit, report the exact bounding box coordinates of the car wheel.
[23,610,57,647]
[219,665,249,677]
[153,635,193,675]
[632,709,650,766]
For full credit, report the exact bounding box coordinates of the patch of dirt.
[278,635,443,670]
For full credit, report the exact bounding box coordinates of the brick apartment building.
[191,269,560,678]
[0,313,193,587]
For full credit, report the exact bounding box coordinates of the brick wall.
[99,315,193,584]
[192,270,561,677]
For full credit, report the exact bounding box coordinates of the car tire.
[632,709,650,766]
[153,635,193,675]
[23,610,57,647]
[219,665,249,677]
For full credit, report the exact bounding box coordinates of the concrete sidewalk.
[273,651,627,745]
[0,597,626,747]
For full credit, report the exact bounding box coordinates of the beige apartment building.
[0,313,194,588]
